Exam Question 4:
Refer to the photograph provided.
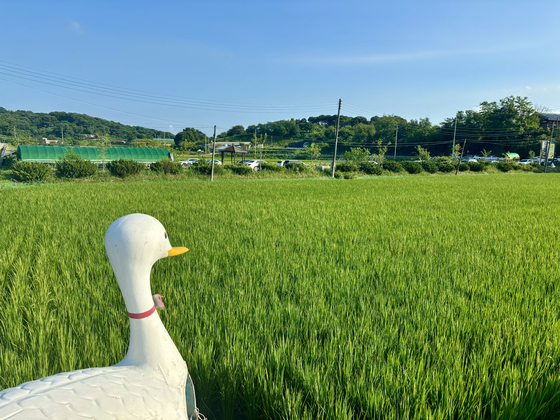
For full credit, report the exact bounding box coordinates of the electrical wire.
[0,60,334,113]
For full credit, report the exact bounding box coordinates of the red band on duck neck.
[128,305,156,319]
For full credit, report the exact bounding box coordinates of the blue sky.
[2,0,560,136]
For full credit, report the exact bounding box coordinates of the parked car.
[540,159,556,168]
[276,160,307,166]
[180,158,199,166]
[519,159,533,165]
[461,158,477,163]
[181,158,222,167]
[238,160,267,170]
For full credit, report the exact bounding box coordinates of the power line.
[0,60,334,113]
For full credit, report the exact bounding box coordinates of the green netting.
[17,146,169,163]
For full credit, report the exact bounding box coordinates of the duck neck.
[120,313,187,381]
[115,265,188,384]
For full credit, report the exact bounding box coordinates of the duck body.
[0,214,200,420]
[0,363,190,420]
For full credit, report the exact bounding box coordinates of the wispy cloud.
[278,44,534,66]
[70,21,84,35]
[282,50,447,66]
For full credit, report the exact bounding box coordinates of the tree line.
[1,96,553,158]
[174,96,553,157]
[0,108,173,145]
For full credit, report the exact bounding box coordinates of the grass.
[1,174,560,419]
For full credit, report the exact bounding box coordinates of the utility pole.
[210,125,217,181]
[545,121,555,173]
[331,99,342,178]
[452,116,457,158]
[394,124,398,160]
[61,126,64,145]
[455,139,466,175]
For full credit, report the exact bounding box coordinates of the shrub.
[334,171,358,179]
[359,162,382,175]
[335,162,358,173]
[260,163,284,172]
[56,153,98,179]
[496,162,513,172]
[228,164,253,175]
[437,162,455,173]
[421,161,438,174]
[519,164,535,172]
[150,159,182,175]
[12,161,51,182]
[458,163,469,172]
[107,159,145,178]
[468,162,485,172]
[191,160,224,175]
[285,162,307,172]
[343,147,370,166]
[383,160,403,172]
[401,161,423,174]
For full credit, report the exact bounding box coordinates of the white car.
[180,158,199,166]
[181,158,222,167]
[238,160,267,170]
[519,159,533,165]
[276,160,307,166]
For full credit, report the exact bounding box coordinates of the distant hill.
[0,108,173,145]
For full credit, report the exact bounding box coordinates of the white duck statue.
[0,214,204,420]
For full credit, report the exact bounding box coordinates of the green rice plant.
[1,174,560,419]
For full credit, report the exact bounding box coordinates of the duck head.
[105,214,187,315]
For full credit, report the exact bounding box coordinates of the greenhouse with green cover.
[17,145,171,164]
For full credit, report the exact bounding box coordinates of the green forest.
[200,96,553,157]
[0,108,173,145]
[1,96,556,158]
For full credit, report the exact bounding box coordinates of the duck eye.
[164,232,168,239]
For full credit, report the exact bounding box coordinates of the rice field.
[1,174,560,419]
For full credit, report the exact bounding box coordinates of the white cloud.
[70,21,84,35]
[526,86,532,90]
[278,43,534,66]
